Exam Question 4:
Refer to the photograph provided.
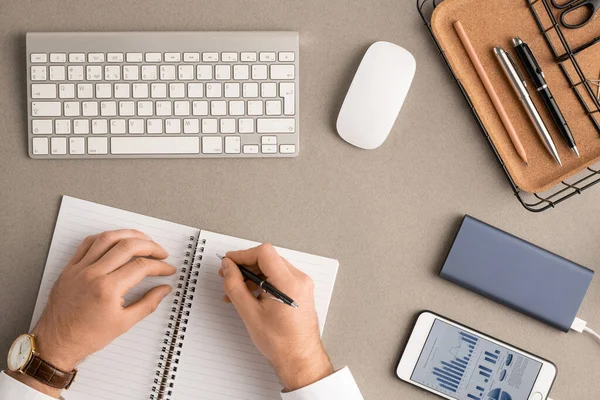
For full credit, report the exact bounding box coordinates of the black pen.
[217,253,298,308]
[513,37,579,158]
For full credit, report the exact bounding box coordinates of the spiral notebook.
[30,196,339,400]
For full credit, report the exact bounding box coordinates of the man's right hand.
[219,244,334,392]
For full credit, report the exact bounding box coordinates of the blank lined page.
[171,230,339,400]
[30,196,200,400]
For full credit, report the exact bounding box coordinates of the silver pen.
[493,46,562,166]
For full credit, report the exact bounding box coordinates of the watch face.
[7,335,33,371]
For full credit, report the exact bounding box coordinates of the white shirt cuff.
[0,371,59,400]
[280,367,364,400]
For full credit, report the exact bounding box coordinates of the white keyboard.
[26,32,299,159]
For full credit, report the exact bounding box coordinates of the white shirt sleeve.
[280,367,364,400]
[0,371,59,400]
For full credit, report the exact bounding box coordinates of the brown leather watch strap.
[23,354,77,389]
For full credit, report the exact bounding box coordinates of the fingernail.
[221,259,230,276]
[162,286,173,297]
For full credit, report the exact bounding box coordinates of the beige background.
[0,0,599,399]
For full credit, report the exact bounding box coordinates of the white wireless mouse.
[336,41,416,150]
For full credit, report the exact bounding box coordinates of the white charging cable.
[571,317,600,342]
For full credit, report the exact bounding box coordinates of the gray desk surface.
[1,0,599,398]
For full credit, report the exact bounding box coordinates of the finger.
[92,238,169,274]
[69,234,101,265]
[226,243,292,281]
[79,230,153,267]
[124,285,172,328]
[281,257,302,275]
[110,258,177,294]
[222,281,260,303]
[220,258,259,321]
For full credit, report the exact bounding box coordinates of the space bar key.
[111,137,200,154]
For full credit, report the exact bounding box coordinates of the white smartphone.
[396,311,557,400]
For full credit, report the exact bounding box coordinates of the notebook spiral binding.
[150,235,205,400]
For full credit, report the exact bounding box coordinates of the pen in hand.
[217,253,299,308]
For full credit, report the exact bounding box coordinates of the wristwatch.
[7,334,77,389]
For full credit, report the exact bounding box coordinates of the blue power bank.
[440,215,594,332]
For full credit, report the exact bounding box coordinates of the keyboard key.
[31,84,57,99]
[257,118,295,133]
[111,137,200,154]
[224,83,240,98]
[68,66,84,81]
[233,65,249,80]
[78,83,94,99]
[225,136,241,154]
[197,65,213,80]
[239,118,254,133]
[203,53,218,62]
[114,83,131,98]
[280,83,295,115]
[64,102,80,117]
[174,101,190,116]
[156,101,172,116]
[243,144,259,154]
[202,119,218,134]
[183,118,200,134]
[184,53,200,62]
[107,53,124,62]
[211,101,227,116]
[119,101,135,116]
[215,65,231,80]
[252,65,268,80]
[69,53,86,63]
[188,83,203,98]
[229,100,245,116]
[111,119,126,134]
[32,137,49,155]
[261,144,277,154]
[105,65,121,81]
[270,65,295,80]
[261,136,277,145]
[151,83,167,98]
[137,101,153,116]
[99,101,115,118]
[88,137,108,154]
[63,102,80,118]
[222,52,238,62]
[178,65,194,80]
[192,101,208,116]
[50,53,67,63]
[86,65,102,81]
[147,119,163,134]
[133,83,149,98]
[145,53,162,62]
[165,119,181,133]
[170,83,185,98]
[83,101,99,117]
[92,119,108,134]
[96,83,112,98]
[142,65,158,80]
[248,100,263,116]
[31,66,47,81]
[49,66,66,81]
[32,120,53,134]
[51,137,67,154]
[88,53,105,63]
[165,53,181,62]
[69,137,85,154]
[266,100,282,116]
[241,52,257,62]
[54,119,71,135]
[73,119,90,134]
[126,53,143,62]
[59,83,75,99]
[261,82,277,98]
[206,83,222,98]
[32,102,61,117]
[260,52,276,62]
[129,119,144,134]
[123,65,139,80]
[243,83,259,98]
[202,136,222,153]
[278,52,295,62]
[220,119,235,134]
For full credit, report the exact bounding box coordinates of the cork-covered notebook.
[432,0,600,193]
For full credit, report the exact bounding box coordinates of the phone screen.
[410,319,542,400]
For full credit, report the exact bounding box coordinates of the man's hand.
[9,229,176,397]
[220,244,334,392]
